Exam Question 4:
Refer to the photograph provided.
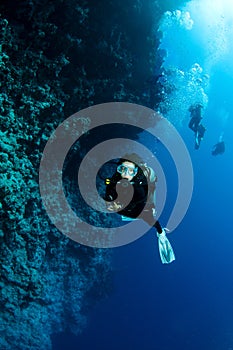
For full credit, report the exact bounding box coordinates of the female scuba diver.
[104,153,175,264]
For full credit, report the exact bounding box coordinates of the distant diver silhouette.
[212,132,225,156]
[212,141,225,155]
[188,103,206,149]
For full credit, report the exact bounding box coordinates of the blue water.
[53,117,233,350]
[53,2,233,349]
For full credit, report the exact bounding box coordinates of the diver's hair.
[118,153,145,167]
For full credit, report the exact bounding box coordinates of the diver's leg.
[154,220,163,234]
[188,118,196,131]
[141,209,163,234]
[142,210,175,263]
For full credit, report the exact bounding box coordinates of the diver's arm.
[104,180,117,202]
[104,179,124,212]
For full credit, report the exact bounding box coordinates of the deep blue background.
[52,81,233,349]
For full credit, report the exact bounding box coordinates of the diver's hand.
[107,202,123,212]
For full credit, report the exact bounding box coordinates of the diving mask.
[117,164,138,177]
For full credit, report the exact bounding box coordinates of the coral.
[0,3,113,348]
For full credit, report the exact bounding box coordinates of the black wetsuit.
[188,105,206,149]
[188,105,203,132]
[105,171,162,233]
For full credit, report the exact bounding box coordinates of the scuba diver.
[104,153,175,264]
[212,141,225,156]
[188,104,206,149]
[212,133,225,156]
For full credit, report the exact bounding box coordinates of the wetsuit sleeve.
[132,184,148,205]
[117,182,148,218]
[104,179,117,202]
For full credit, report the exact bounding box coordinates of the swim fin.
[157,229,175,264]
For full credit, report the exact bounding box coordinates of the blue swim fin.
[157,229,175,264]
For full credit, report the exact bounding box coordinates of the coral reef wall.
[0,0,188,349]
